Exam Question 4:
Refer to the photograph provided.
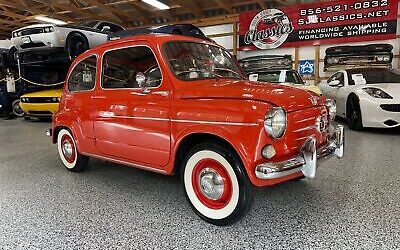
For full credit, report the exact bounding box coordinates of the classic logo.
[244,9,294,49]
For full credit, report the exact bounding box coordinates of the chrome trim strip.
[293,125,315,133]
[256,166,303,179]
[99,114,170,121]
[97,114,259,126]
[295,136,311,141]
[295,117,315,123]
[171,119,259,126]
[81,152,168,174]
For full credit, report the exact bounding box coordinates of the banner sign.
[239,0,398,50]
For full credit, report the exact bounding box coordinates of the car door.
[326,71,347,117]
[63,55,97,152]
[92,44,171,168]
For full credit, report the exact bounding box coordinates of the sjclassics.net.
[298,10,389,25]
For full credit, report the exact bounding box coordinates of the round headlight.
[264,107,287,139]
[325,98,336,121]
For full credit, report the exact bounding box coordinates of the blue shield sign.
[299,60,315,75]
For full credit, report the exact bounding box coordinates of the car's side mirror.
[136,72,150,94]
[328,80,341,87]
[101,26,111,32]
[248,73,258,82]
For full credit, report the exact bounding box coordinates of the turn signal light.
[262,145,276,159]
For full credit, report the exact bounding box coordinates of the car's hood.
[294,85,322,95]
[22,89,63,98]
[179,79,322,112]
[358,83,400,99]
[261,82,322,95]
[13,24,55,32]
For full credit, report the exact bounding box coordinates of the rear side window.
[102,46,161,89]
[68,55,97,92]
[328,72,344,85]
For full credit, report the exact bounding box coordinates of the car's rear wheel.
[7,47,18,65]
[57,129,88,172]
[347,96,363,130]
[12,99,24,117]
[66,33,89,61]
[181,142,253,226]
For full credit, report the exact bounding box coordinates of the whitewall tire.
[182,142,253,226]
[57,129,88,172]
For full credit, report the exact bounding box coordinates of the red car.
[49,34,344,225]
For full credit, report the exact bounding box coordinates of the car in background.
[324,44,393,72]
[20,89,62,119]
[320,68,400,130]
[239,55,292,72]
[247,69,322,95]
[49,34,344,225]
[109,24,209,41]
[11,20,125,63]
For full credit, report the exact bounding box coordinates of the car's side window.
[68,55,97,92]
[336,72,345,85]
[98,22,123,33]
[328,73,338,84]
[328,72,344,85]
[102,46,162,89]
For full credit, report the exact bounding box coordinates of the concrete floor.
[0,119,399,249]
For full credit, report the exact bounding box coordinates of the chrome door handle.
[153,91,169,97]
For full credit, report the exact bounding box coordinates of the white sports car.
[10,20,124,62]
[320,68,400,130]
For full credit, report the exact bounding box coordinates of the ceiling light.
[141,0,170,10]
[35,16,67,25]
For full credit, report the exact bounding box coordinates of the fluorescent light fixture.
[141,0,170,10]
[35,16,67,25]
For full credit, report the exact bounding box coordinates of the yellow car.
[20,89,62,119]
[248,70,322,95]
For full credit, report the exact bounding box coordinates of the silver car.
[11,20,124,62]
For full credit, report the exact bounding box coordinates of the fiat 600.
[49,34,344,225]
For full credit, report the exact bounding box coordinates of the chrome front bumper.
[255,125,344,180]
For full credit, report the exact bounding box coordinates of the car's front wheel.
[347,96,363,130]
[57,129,88,172]
[182,142,253,226]
[12,99,24,117]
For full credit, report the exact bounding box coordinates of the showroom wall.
[200,4,400,85]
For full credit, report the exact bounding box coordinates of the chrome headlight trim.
[325,98,336,121]
[264,107,287,139]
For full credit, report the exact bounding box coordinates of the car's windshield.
[164,41,245,81]
[77,21,98,28]
[257,71,303,85]
[348,68,400,85]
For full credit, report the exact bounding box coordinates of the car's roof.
[78,33,219,58]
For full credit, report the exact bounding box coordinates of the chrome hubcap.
[62,140,73,159]
[198,168,224,200]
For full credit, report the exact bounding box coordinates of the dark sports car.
[238,55,293,73]
[324,44,393,71]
